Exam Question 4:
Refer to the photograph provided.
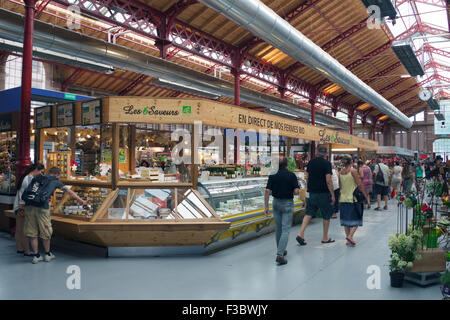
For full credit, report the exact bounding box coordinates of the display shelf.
[52,185,109,219]
[46,151,71,177]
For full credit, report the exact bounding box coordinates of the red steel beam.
[119,74,147,95]
[323,41,393,91]
[34,0,51,18]
[43,0,374,121]
[331,61,402,99]
[387,76,436,102]
[61,68,84,91]
[395,0,446,9]
[424,60,450,72]
[393,22,449,42]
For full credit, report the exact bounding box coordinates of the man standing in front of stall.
[22,167,87,264]
[265,156,300,265]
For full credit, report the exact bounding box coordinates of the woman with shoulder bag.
[339,156,369,247]
[13,163,44,256]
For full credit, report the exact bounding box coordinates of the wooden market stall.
[26,96,378,252]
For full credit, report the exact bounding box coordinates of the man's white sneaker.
[44,252,56,262]
[32,254,44,264]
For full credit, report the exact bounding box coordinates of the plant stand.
[404,272,442,286]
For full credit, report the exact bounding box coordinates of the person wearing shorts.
[24,167,86,264]
[296,145,335,245]
[373,158,390,211]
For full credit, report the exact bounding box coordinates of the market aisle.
[0,198,442,300]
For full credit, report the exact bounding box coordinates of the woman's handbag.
[353,188,365,203]
[353,188,365,220]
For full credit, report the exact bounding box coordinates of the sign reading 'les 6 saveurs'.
[319,128,351,145]
[122,105,192,116]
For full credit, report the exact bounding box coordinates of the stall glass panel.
[94,187,216,221]
[129,123,192,183]
[71,124,112,181]
[52,184,111,219]
[197,180,245,217]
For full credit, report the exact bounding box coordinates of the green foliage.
[287,157,297,172]
[426,181,443,197]
[441,270,450,286]
[388,229,423,273]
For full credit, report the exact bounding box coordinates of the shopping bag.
[411,183,417,193]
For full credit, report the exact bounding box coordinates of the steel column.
[16,0,36,179]
[310,95,316,158]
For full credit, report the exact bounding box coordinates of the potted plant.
[388,229,422,288]
[440,270,450,299]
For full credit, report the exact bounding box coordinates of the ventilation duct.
[198,0,412,128]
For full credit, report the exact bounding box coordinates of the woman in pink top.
[358,160,373,209]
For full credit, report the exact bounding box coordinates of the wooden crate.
[409,248,447,273]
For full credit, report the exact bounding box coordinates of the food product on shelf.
[54,186,107,218]
[46,151,71,177]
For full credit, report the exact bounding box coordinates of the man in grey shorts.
[296,145,335,245]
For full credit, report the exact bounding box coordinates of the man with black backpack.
[372,158,390,211]
[23,167,86,264]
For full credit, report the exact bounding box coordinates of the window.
[375,132,383,146]
[415,111,424,122]
[395,131,407,148]
[335,111,348,122]
[356,116,362,124]
[433,139,450,161]
[411,130,424,152]
[357,132,369,139]
[409,111,425,122]
[5,57,46,89]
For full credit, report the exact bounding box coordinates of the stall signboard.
[56,103,74,127]
[82,99,102,125]
[35,106,52,129]
[0,113,12,132]
[104,97,379,151]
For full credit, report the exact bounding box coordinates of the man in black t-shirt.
[265,156,300,265]
[296,146,335,246]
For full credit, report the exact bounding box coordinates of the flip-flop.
[321,238,335,243]
[346,237,356,246]
[296,236,307,246]
[374,207,382,211]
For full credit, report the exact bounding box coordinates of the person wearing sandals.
[13,163,45,256]
[339,156,369,247]
[296,145,335,246]
[373,158,390,211]
[357,160,372,209]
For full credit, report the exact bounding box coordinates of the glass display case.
[198,175,306,218]
[52,185,217,221]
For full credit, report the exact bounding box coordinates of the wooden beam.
[112,123,119,189]
[89,188,119,222]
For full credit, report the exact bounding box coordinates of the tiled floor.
[0,198,443,300]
